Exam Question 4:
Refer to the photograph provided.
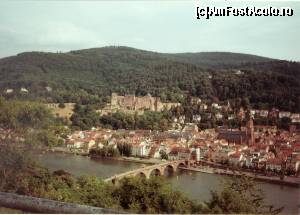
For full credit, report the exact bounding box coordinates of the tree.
[71,105,100,130]
[112,176,200,213]
[117,143,132,157]
[160,150,168,160]
[205,174,283,214]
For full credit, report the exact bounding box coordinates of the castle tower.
[111,93,118,106]
[154,97,162,112]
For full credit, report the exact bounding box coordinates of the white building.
[291,114,300,123]
[215,112,223,120]
[132,141,151,157]
[192,114,201,123]
[212,103,222,110]
[279,111,291,119]
[20,88,29,93]
[45,86,52,92]
[5,89,13,94]
[259,110,269,118]
[195,148,201,162]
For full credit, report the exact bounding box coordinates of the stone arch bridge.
[104,160,187,184]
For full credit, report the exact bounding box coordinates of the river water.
[35,152,300,214]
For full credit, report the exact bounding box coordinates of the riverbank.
[90,155,162,165]
[180,166,300,187]
[49,147,162,165]
[47,147,89,156]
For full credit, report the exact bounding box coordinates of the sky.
[0,0,299,61]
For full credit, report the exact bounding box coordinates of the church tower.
[246,113,254,145]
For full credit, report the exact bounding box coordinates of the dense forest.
[0,98,68,147]
[0,46,299,112]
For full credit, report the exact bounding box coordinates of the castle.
[98,93,180,115]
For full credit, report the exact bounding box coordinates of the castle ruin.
[98,93,180,115]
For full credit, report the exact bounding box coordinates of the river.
[35,152,300,214]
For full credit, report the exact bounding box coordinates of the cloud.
[36,21,105,47]
[0,1,299,60]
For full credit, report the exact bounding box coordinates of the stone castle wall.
[102,93,180,115]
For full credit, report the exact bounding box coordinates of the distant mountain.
[0,46,299,112]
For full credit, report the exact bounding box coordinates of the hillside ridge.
[0,46,299,112]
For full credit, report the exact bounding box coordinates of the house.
[66,140,83,149]
[254,125,277,134]
[251,144,270,154]
[66,138,96,151]
[241,154,252,167]
[279,111,291,119]
[200,104,208,111]
[178,116,185,124]
[84,139,96,150]
[205,113,212,119]
[228,152,243,166]
[45,86,52,92]
[191,97,202,104]
[152,143,170,159]
[168,147,190,160]
[250,109,256,117]
[238,108,245,120]
[182,123,198,133]
[5,89,13,94]
[150,146,159,158]
[259,110,269,118]
[212,103,222,110]
[131,141,151,157]
[178,148,191,160]
[97,142,104,149]
[228,114,235,120]
[215,112,223,120]
[20,88,29,93]
[290,114,300,123]
[266,158,283,172]
[235,70,244,75]
[192,115,201,123]
[268,108,279,119]
[168,150,179,160]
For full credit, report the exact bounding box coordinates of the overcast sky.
[0,1,299,61]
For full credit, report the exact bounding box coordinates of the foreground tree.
[112,176,201,213]
[204,174,283,214]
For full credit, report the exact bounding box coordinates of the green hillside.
[0,46,299,112]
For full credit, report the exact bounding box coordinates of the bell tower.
[246,112,254,145]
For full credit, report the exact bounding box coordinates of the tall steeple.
[246,111,254,145]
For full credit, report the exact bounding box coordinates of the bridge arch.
[174,162,186,170]
[149,168,162,177]
[136,171,147,178]
[163,164,175,176]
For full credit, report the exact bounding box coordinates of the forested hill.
[0,46,299,112]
